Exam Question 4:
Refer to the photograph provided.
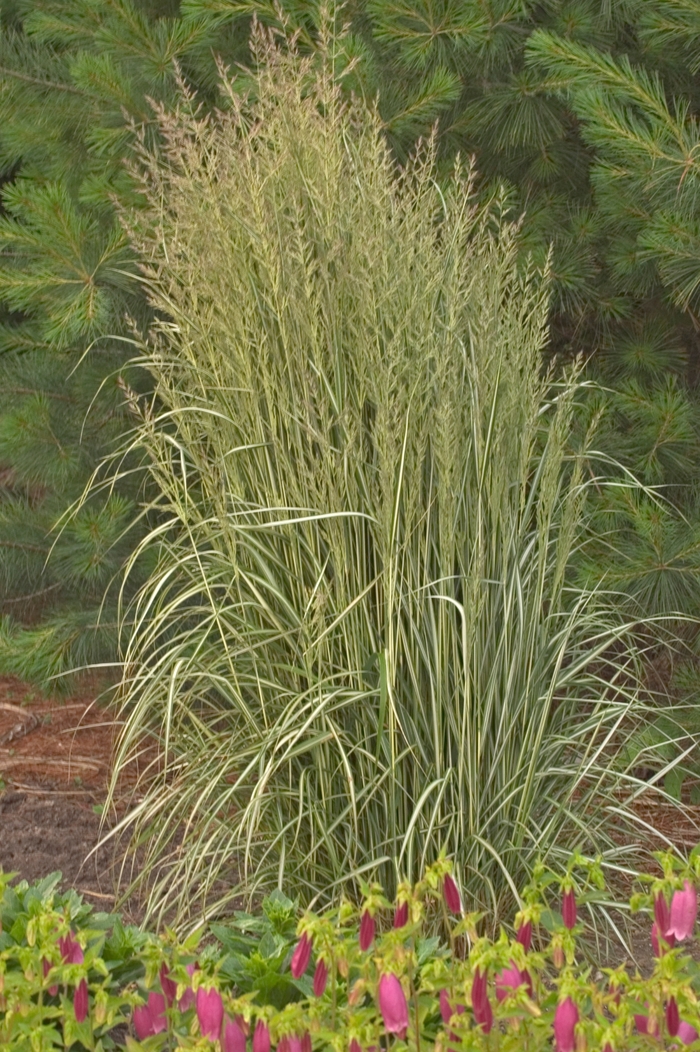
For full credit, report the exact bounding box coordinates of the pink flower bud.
[443,873,462,914]
[59,933,84,965]
[349,1041,362,1052]
[313,958,328,997]
[471,969,488,1015]
[74,978,88,1023]
[516,921,532,952]
[668,881,698,941]
[253,1020,271,1052]
[197,986,224,1041]
[378,973,409,1038]
[554,998,579,1052]
[667,998,680,1038]
[654,892,670,933]
[495,961,525,1002]
[301,1033,312,1052]
[393,901,409,929]
[562,888,577,930]
[133,992,167,1038]
[290,931,313,978]
[471,969,492,1033]
[160,963,177,1007]
[223,1016,248,1052]
[359,910,375,951]
[678,1021,699,1045]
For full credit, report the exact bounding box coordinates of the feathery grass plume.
[103,21,677,929]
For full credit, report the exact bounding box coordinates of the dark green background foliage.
[2,0,700,690]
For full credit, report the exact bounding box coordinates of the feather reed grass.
[101,27,676,929]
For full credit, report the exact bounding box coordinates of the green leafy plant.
[5,856,700,1050]
[89,26,688,930]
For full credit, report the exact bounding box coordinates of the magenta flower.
[678,1022,699,1045]
[287,1037,303,1052]
[301,1034,312,1052]
[290,932,313,978]
[349,1041,362,1052]
[443,873,462,914]
[197,986,224,1041]
[253,1019,271,1052]
[516,921,532,952]
[160,962,177,1007]
[555,997,576,1047]
[313,958,328,997]
[59,933,84,965]
[668,880,698,941]
[561,888,577,930]
[223,1015,248,1052]
[554,998,579,1052]
[178,962,199,1011]
[495,961,526,1003]
[667,998,680,1038]
[359,910,375,951]
[74,978,88,1023]
[133,992,167,1039]
[378,973,409,1038]
[394,901,409,929]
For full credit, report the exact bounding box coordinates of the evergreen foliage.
[2,0,700,690]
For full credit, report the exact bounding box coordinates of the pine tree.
[0,0,252,689]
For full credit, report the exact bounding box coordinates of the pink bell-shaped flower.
[223,1015,248,1052]
[160,963,177,1007]
[561,888,577,930]
[359,910,375,951]
[59,933,84,965]
[667,998,680,1038]
[443,874,462,915]
[74,978,89,1023]
[378,973,409,1038]
[133,992,167,1039]
[313,958,328,997]
[667,881,698,941]
[197,986,224,1041]
[290,932,313,978]
[678,1021,699,1045]
[301,1033,312,1052]
[394,901,409,929]
[554,997,579,1052]
[516,921,532,952]
[495,961,526,1003]
[349,1040,362,1052]
[253,1019,271,1052]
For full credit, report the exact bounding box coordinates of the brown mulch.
[0,675,143,919]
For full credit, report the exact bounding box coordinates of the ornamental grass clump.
[102,24,676,928]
